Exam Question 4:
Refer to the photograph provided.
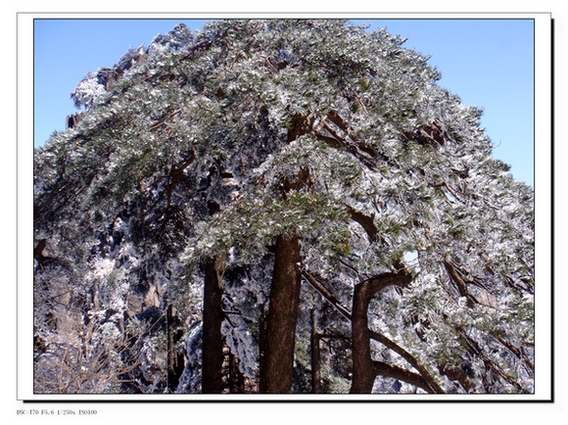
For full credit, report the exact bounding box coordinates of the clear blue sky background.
[34,18,534,186]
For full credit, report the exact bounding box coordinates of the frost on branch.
[70,71,106,110]
[34,19,535,395]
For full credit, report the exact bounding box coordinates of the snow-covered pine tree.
[34,19,534,395]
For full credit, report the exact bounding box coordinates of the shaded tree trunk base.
[201,254,225,394]
[261,234,302,393]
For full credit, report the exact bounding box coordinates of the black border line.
[549,17,555,405]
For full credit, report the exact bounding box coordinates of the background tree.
[34,19,534,395]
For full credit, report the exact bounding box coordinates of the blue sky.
[34,18,534,186]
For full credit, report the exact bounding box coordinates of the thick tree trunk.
[261,233,302,393]
[350,281,377,393]
[201,254,225,393]
[258,303,267,392]
[350,264,413,393]
[260,113,311,393]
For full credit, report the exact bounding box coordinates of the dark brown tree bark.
[201,199,226,394]
[261,233,302,393]
[260,113,312,393]
[350,262,413,393]
[201,254,225,393]
[373,361,437,392]
[258,303,267,391]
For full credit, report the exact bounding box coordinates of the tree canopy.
[33,19,534,395]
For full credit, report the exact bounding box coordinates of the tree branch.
[326,110,378,157]
[345,205,378,242]
[302,268,442,392]
[368,330,444,393]
[443,260,477,307]
[456,325,524,392]
[373,361,436,394]
[357,264,413,305]
[312,111,383,171]
[149,108,182,131]
[301,270,352,321]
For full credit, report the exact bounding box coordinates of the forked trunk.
[350,265,413,393]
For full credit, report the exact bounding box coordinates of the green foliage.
[33,19,534,395]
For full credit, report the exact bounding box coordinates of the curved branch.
[373,361,436,394]
[369,330,444,393]
[303,269,442,393]
[303,269,443,393]
[345,205,378,242]
[357,265,413,305]
[351,264,413,393]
